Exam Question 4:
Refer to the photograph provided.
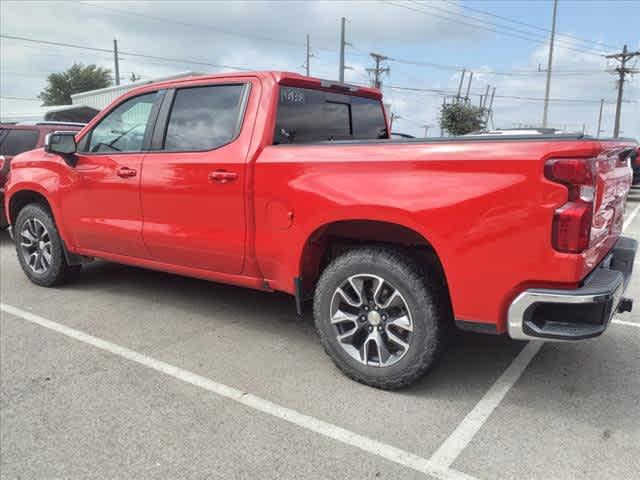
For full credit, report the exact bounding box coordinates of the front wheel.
[313,247,450,390]
[14,203,80,287]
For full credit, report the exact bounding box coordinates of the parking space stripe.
[429,341,543,468]
[0,303,476,480]
[613,319,640,328]
[623,203,640,231]
[429,201,640,469]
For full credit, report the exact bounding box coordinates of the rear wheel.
[314,247,450,390]
[14,203,80,286]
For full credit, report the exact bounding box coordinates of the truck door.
[140,82,252,274]
[65,91,162,258]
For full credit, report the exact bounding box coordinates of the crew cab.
[4,72,637,389]
[0,122,84,229]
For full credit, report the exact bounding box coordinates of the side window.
[82,92,157,153]
[0,129,39,155]
[163,84,246,151]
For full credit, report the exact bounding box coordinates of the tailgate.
[585,141,635,269]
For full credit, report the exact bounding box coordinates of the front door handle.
[117,166,137,178]
[209,170,238,184]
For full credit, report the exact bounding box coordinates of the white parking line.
[613,319,640,328]
[429,202,640,469]
[623,203,640,231]
[0,303,476,480]
[429,341,543,468]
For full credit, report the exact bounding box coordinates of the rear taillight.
[545,158,597,253]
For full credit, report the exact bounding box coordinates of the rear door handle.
[209,170,238,184]
[117,166,137,178]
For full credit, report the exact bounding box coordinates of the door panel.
[141,144,246,273]
[63,91,160,257]
[65,152,147,257]
[141,83,250,274]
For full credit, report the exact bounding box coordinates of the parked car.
[0,122,85,229]
[390,132,415,139]
[468,128,563,135]
[4,72,638,389]
[632,146,640,185]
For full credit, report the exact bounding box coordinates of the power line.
[0,96,41,102]
[438,0,619,51]
[1,34,256,72]
[386,56,606,77]
[383,1,606,57]
[413,0,610,56]
[2,71,143,81]
[410,0,600,54]
[79,1,338,54]
[386,84,627,104]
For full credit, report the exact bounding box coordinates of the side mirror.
[44,131,77,155]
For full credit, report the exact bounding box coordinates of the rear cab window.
[274,86,387,144]
[0,129,40,156]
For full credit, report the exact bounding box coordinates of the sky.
[1,0,639,138]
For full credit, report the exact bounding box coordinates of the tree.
[439,103,487,136]
[39,63,112,106]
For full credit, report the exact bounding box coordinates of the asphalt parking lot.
[1,186,639,480]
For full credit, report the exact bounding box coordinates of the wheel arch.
[297,219,451,309]
[8,187,83,266]
[8,188,54,224]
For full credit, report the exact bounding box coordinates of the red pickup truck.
[4,72,638,389]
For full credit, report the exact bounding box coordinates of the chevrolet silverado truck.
[4,72,638,389]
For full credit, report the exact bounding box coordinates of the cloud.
[1,0,637,139]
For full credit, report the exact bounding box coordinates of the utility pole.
[367,53,390,89]
[440,97,446,136]
[113,38,120,86]
[339,17,353,82]
[389,112,399,131]
[597,98,604,137]
[482,84,491,109]
[487,87,496,126]
[422,125,431,137]
[605,44,640,138]
[488,87,496,111]
[542,0,558,127]
[456,69,466,103]
[464,71,474,104]
[304,34,313,76]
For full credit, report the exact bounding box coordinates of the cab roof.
[139,71,383,100]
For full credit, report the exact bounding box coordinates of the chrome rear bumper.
[508,237,637,341]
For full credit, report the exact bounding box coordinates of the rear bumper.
[508,236,637,341]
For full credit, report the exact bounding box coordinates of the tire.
[0,205,7,230]
[14,203,80,287]
[313,247,450,390]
